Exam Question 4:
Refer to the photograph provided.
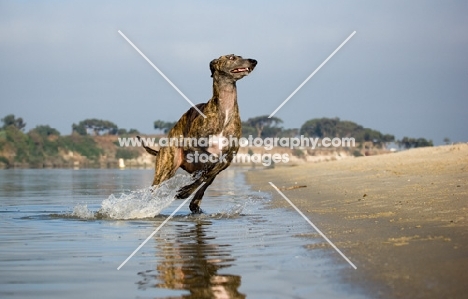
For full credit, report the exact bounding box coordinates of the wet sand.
[246,144,468,299]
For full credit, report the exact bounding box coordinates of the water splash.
[193,194,269,220]
[71,174,193,220]
[71,204,95,219]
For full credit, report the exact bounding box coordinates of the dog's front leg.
[177,150,235,213]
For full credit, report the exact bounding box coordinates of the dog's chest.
[222,108,230,128]
[207,109,240,154]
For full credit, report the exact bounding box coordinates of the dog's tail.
[137,136,159,156]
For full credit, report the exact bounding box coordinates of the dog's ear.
[209,59,218,77]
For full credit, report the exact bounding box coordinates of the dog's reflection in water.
[137,221,245,299]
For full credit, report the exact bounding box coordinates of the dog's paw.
[175,188,191,199]
[176,184,197,199]
[190,206,203,214]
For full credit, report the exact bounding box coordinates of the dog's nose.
[249,59,257,66]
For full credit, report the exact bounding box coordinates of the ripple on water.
[0,168,368,299]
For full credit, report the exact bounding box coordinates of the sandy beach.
[246,144,468,299]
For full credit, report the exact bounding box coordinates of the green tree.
[27,125,61,166]
[117,128,140,136]
[4,125,29,162]
[0,119,63,166]
[1,114,26,131]
[398,137,433,149]
[72,119,119,136]
[154,120,176,134]
[241,121,256,138]
[58,135,102,159]
[245,115,283,138]
[277,128,299,138]
[128,128,140,135]
[301,117,395,147]
[29,125,60,137]
[117,128,128,135]
[262,126,282,138]
[300,117,341,138]
[415,138,433,147]
[72,123,87,135]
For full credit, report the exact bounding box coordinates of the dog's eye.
[229,56,235,60]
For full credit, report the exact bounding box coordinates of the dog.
[139,54,257,213]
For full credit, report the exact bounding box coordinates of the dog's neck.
[212,78,237,112]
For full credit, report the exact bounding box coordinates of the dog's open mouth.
[231,67,250,73]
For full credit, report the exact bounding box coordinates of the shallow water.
[0,168,366,298]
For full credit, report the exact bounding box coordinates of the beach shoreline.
[246,144,468,299]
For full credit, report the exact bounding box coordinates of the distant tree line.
[300,117,396,148]
[0,113,435,168]
[397,137,433,149]
[72,118,140,136]
[0,114,141,168]
[153,120,176,134]
[153,116,433,149]
[299,117,432,148]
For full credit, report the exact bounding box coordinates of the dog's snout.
[249,59,257,66]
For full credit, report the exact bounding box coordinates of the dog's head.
[210,54,257,81]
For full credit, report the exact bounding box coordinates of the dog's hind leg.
[152,147,183,186]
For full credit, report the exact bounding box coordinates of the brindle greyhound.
[139,54,257,213]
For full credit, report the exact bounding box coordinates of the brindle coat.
[140,54,257,213]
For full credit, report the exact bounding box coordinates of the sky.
[1,0,467,145]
